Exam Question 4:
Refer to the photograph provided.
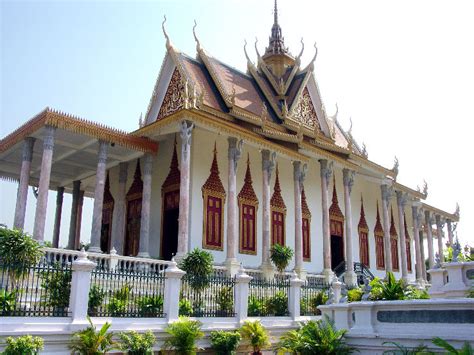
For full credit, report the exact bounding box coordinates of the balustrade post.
[69,249,96,325]
[109,247,119,270]
[164,259,186,322]
[234,267,252,324]
[289,271,304,321]
[427,267,447,298]
[332,279,343,304]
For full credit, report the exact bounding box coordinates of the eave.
[421,202,459,222]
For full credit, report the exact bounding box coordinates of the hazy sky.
[1,0,473,247]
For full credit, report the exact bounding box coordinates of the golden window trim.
[162,183,180,195]
[271,208,286,246]
[202,190,225,251]
[330,214,345,223]
[238,200,258,255]
[358,226,370,268]
[302,216,311,262]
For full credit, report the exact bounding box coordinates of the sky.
[0,0,473,248]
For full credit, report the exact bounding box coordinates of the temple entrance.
[161,190,179,260]
[100,173,114,253]
[124,160,143,257]
[331,235,344,270]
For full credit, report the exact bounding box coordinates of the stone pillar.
[234,267,252,324]
[261,149,275,277]
[435,214,445,264]
[69,249,96,325]
[163,259,186,322]
[293,161,306,278]
[396,191,408,281]
[380,184,393,273]
[226,137,243,276]
[289,271,304,321]
[412,204,423,286]
[75,190,84,249]
[176,121,194,259]
[14,137,35,230]
[111,162,128,254]
[138,153,153,258]
[425,210,435,270]
[319,159,334,281]
[52,187,64,248]
[419,229,427,281]
[343,168,357,286]
[88,141,108,253]
[67,180,81,249]
[33,125,56,242]
[446,219,454,246]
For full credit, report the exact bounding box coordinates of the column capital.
[97,140,108,164]
[179,120,194,153]
[381,184,394,204]
[396,190,408,208]
[435,214,445,229]
[118,162,128,183]
[293,161,307,186]
[142,153,153,175]
[261,149,276,176]
[319,159,333,187]
[342,168,355,194]
[22,137,36,162]
[43,125,56,151]
[228,137,243,170]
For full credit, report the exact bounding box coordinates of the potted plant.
[240,320,270,355]
[210,330,241,355]
[270,244,294,273]
[2,335,43,355]
[119,330,156,355]
[163,317,204,355]
[69,316,116,354]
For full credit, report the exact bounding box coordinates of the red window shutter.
[302,218,310,260]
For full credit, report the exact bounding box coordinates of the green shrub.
[307,291,328,315]
[370,272,406,301]
[270,244,294,273]
[40,262,71,310]
[119,330,156,355]
[240,320,270,355]
[0,289,17,315]
[69,316,116,354]
[248,296,266,316]
[136,295,164,317]
[209,330,241,355]
[404,286,430,300]
[88,284,105,315]
[265,291,288,316]
[216,286,234,316]
[347,288,363,302]
[179,298,193,316]
[179,248,213,292]
[107,285,130,316]
[164,317,204,355]
[432,337,473,355]
[2,335,43,355]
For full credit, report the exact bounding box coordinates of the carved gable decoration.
[157,68,185,121]
[374,201,384,236]
[291,87,321,131]
[358,198,369,232]
[329,179,344,222]
[127,160,143,201]
[162,138,180,193]
[270,166,286,212]
[238,156,258,206]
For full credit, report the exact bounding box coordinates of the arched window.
[302,187,311,261]
[374,201,385,270]
[404,215,412,272]
[390,207,399,271]
[358,197,369,267]
[100,172,114,253]
[202,144,226,250]
[125,160,143,256]
[329,178,344,270]
[271,166,286,246]
[238,156,258,254]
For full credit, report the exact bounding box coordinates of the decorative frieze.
[157,69,185,121]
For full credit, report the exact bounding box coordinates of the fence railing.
[180,274,236,317]
[0,260,71,317]
[89,267,165,318]
[300,277,330,316]
[248,276,290,316]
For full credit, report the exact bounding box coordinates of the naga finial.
[422,179,428,197]
[330,103,339,121]
[348,117,353,136]
[392,156,399,177]
[304,42,318,71]
[243,40,253,65]
[296,38,305,64]
[193,20,201,52]
[255,37,262,62]
[138,112,143,128]
[162,15,171,50]
[361,142,368,158]
[454,202,460,218]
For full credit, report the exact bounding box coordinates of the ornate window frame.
[302,187,311,262]
[374,201,385,270]
[390,207,399,271]
[270,166,286,246]
[358,197,369,268]
[404,215,412,272]
[101,172,114,253]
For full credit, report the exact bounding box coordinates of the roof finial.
[193,20,201,52]
[274,0,279,25]
[162,15,171,50]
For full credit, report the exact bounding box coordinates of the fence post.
[69,249,96,325]
[332,279,343,304]
[427,267,447,298]
[108,247,119,270]
[442,262,468,297]
[164,258,185,323]
[234,266,252,324]
[289,271,304,321]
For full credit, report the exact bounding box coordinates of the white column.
[261,149,275,277]
[435,214,445,265]
[343,168,357,286]
[88,141,108,253]
[419,227,427,281]
[14,137,35,230]
[396,191,408,281]
[176,121,194,259]
[67,180,81,250]
[33,125,56,242]
[293,161,306,278]
[411,203,423,286]
[111,162,128,254]
[446,219,454,246]
[225,137,243,276]
[138,153,153,258]
[425,210,435,270]
[52,187,64,248]
[69,250,96,325]
[319,159,333,280]
[381,184,393,273]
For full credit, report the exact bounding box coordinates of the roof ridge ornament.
[193,20,202,53]
[392,156,399,180]
[302,43,318,72]
[296,38,304,65]
[162,15,172,50]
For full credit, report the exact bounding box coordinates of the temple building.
[0,1,459,285]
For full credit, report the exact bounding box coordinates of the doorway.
[331,235,345,270]
[161,190,179,260]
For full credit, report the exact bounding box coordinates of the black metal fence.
[300,277,330,316]
[89,267,165,318]
[180,274,235,317]
[0,260,72,317]
[248,276,290,316]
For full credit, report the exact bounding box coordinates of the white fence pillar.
[332,280,343,304]
[69,249,96,325]
[164,259,186,322]
[234,267,252,324]
[427,267,447,298]
[442,262,469,297]
[289,271,304,321]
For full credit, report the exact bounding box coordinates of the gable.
[156,68,185,121]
